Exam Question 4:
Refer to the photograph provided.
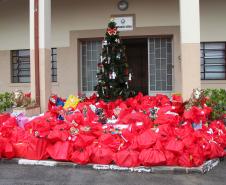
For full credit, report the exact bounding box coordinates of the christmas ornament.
[129,73,132,81]
[112,71,116,79]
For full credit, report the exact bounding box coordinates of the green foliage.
[0,92,13,113]
[204,88,226,120]
[95,20,135,101]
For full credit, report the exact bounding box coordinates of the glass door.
[148,37,173,95]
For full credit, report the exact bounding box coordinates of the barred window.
[51,48,57,82]
[201,43,226,80]
[11,49,57,83]
[11,50,30,83]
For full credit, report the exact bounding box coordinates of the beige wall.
[0,50,30,92]
[200,0,226,41]
[201,80,226,90]
[0,0,226,96]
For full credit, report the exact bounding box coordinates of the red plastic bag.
[114,149,140,167]
[23,137,49,160]
[0,113,10,124]
[178,152,193,167]
[154,113,180,126]
[164,150,177,166]
[165,137,184,154]
[136,129,157,149]
[47,141,72,161]
[139,148,166,166]
[3,142,15,159]
[12,142,27,158]
[89,144,114,164]
[70,148,90,164]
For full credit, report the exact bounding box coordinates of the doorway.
[123,38,148,95]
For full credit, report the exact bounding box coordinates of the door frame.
[79,35,175,96]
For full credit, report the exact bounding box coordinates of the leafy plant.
[0,92,14,113]
[204,89,226,120]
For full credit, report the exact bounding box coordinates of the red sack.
[155,124,174,142]
[154,113,180,126]
[164,150,178,166]
[47,141,72,161]
[139,148,166,166]
[178,152,193,167]
[98,134,122,152]
[25,117,51,138]
[188,145,204,166]
[0,113,10,124]
[70,148,90,164]
[23,137,49,160]
[89,144,114,164]
[204,141,224,159]
[3,142,15,159]
[114,149,140,167]
[136,129,157,149]
[73,134,96,148]
[12,142,27,158]
[165,137,184,154]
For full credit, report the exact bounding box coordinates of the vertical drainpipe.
[34,0,40,106]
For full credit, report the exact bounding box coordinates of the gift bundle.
[0,93,225,167]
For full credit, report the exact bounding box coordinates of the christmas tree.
[95,20,134,101]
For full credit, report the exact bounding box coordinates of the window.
[51,48,57,82]
[81,40,102,92]
[201,42,226,80]
[11,49,57,83]
[11,50,30,83]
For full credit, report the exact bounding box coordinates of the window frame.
[79,38,102,94]
[201,42,226,80]
[51,48,57,82]
[11,49,30,83]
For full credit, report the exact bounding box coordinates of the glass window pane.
[204,43,225,50]
[200,42,226,80]
[81,40,102,92]
[11,50,30,83]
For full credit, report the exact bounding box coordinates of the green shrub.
[0,92,13,113]
[204,89,226,120]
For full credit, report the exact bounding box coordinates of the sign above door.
[111,15,134,31]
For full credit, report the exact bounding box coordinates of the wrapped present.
[64,95,80,110]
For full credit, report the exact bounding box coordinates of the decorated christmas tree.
[95,20,134,101]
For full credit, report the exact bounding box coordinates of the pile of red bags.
[0,93,225,167]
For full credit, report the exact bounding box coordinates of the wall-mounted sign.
[112,16,134,31]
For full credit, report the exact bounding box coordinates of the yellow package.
[63,95,80,110]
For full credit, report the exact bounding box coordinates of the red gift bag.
[70,148,90,165]
[89,144,114,164]
[165,137,184,154]
[3,142,15,159]
[47,141,72,161]
[178,152,193,167]
[0,113,10,124]
[136,129,157,149]
[12,142,27,158]
[114,149,140,167]
[164,150,178,166]
[23,137,49,160]
[139,148,166,166]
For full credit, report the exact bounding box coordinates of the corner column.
[179,0,201,100]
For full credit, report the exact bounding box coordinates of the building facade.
[0,0,225,112]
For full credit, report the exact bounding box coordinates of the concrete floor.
[0,159,225,185]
